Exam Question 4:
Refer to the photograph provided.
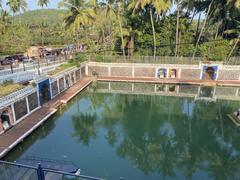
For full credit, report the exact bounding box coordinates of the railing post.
[37,163,45,180]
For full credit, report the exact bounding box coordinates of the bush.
[199,40,231,61]
[74,53,87,63]
[95,54,112,62]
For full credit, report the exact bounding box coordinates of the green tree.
[7,0,27,14]
[225,20,240,61]
[199,39,231,61]
[192,0,214,59]
[0,10,11,35]
[106,0,126,57]
[37,0,49,7]
[60,0,95,32]
[129,0,172,58]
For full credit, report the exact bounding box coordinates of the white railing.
[0,71,37,84]
[0,64,61,84]
[0,86,36,109]
[88,55,240,65]
[0,55,69,76]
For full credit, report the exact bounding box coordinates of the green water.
[4,82,240,180]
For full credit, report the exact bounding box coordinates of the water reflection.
[93,82,240,102]
[4,82,240,180]
[199,86,215,99]
[72,113,97,145]
[71,83,240,179]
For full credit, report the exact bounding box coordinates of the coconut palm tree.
[7,0,27,14]
[0,10,11,35]
[59,0,95,50]
[106,0,126,57]
[192,0,214,59]
[37,0,49,7]
[175,0,180,57]
[59,0,95,32]
[129,0,172,59]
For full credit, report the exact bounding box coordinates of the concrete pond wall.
[0,64,86,135]
[86,62,240,81]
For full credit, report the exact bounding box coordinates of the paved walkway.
[0,78,92,158]
[97,76,240,87]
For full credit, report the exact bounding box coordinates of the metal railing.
[88,54,240,65]
[0,160,104,180]
[0,86,35,109]
[0,55,70,76]
[226,56,240,65]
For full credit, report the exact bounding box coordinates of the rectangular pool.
[4,82,240,180]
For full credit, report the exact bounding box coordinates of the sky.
[26,0,61,10]
[2,0,62,11]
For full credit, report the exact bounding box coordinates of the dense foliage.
[0,9,74,55]
[0,0,239,61]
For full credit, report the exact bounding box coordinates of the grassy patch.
[48,54,87,76]
[48,61,78,76]
[0,81,25,98]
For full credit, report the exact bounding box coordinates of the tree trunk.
[128,39,131,57]
[175,0,180,57]
[130,35,134,56]
[128,35,134,57]
[195,13,202,42]
[41,31,44,46]
[192,0,214,59]
[226,36,239,62]
[149,8,156,59]
[214,22,221,40]
[184,0,190,17]
[117,14,126,58]
[178,31,181,55]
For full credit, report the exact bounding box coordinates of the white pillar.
[235,88,239,96]
[109,66,111,76]
[167,69,169,78]
[36,86,41,107]
[215,67,219,80]
[26,97,30,113]
[132,67,135,77]
[49,82,53,98]
[155,68,158,78]
[179,69,182,79]
[74,71,76,83]
[200,65,204,80]
[108,82,111,91]
[11,104,16,122]
[80,67,82,79]
[57,79,60,95]
[63,75,67,90]
[132,83,134,92]
[86,65,89,76]
[176,86,180,94]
